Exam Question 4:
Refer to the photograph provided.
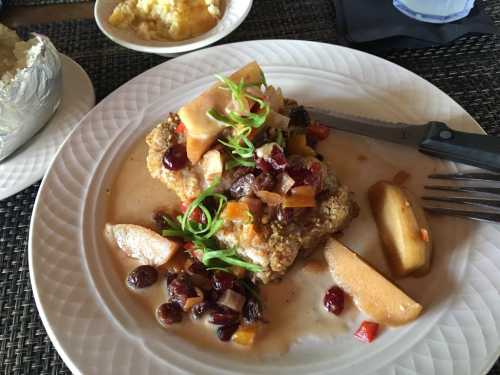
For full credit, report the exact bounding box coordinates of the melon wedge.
[178,61,264,164]
[324,239,422,326]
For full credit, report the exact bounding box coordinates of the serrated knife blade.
[304,106,429,146]
[303,106,500,172]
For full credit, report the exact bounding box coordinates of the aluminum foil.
[0,29,62,161]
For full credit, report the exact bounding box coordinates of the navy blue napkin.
[334,0,496,52]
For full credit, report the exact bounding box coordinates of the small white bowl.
[94,0,253,56]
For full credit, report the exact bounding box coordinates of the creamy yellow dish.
[108,0,222,41]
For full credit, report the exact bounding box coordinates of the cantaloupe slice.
[178,61,264,164]
[324,239,422,326]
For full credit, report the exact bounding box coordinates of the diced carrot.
[232,324,257,346]
[354,321,379,343]
[283,185,316,208]
[222,201,251,222]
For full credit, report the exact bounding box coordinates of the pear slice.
[104,223,179,266]
[178,61,264,164]
[324,239,422,326]
[368,181,432,277]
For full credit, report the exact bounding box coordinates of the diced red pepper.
[180,202,203,223]
[248,128,258,140]
[175,122,186,134]
[184,242,194,250]
[307,122,330,141]
[354,321,379,343]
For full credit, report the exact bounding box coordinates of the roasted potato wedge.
[368,181,432,277]
[324,239,422,326]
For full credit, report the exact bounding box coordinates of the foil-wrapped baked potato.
[0,24,62,161]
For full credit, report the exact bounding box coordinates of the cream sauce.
[106,139,357,358]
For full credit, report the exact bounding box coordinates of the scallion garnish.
[161,179,262,273]
[207,73,271,169]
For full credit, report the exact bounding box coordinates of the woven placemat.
[6,0,90,7]
[1,0,499,374]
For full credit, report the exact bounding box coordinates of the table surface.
[0,1,499,374]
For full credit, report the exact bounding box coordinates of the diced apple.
[286,133,316,157]
[368,181,432,277]
[283,185,316,208]
[104,223,179,266]
[324,239,422,326]
[178,62,264,164]
[200,149,224,183]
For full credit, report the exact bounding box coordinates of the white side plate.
[29,40,500,375]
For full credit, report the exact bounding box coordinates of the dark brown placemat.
[1,1,499,374]
[6,0,90,6]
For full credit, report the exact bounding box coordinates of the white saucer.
[0,54,95,200]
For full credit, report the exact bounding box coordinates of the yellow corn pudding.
[108,0,222,41]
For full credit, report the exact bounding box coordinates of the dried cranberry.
[191,301,214,320]
[276,206,293,223]
[164,271,178,286]
[229,174,256,198]
[324,286,345,315]
[253,172,275,192]
[216,324,239,342]
[127,265,158,289]
[188,260,210,278]
[286,166,310,186]
[163,144,188,171]
[268,146,287,171]
[231,281,247,296]
[288,106,310,128]
[212,271,236,291]
[207,289,222,304]
[152,210,168,228]
[209,309,240,325]
[157,302,183,326]
[243,297,263,323]
[255,157,273,173]
[168,273,197,307]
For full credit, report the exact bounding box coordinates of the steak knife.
[305,106,500,173]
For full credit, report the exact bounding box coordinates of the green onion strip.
[161,178,262,273]
[206,72,271,169]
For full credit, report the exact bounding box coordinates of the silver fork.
[422,172,500,224]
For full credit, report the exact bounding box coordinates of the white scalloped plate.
[0,54,95,200]
[29,40,500,375]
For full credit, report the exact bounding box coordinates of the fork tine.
[424,207,500,223]
[424,185,500,196]
[422,196,500,209]
[428,173,500,182]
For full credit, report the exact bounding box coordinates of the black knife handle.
[419,122,500,172]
